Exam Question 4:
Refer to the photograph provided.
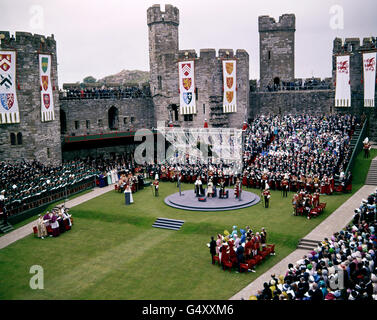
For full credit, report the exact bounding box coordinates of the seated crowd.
[242,114,356,193]
[60,86,151,100]
[253,188,377,300]
[265,78,332,92]
[0,160,98,216]
[209,226,275,273]
[0,113,358,221]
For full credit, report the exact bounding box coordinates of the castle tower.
[147,4,179,126]
[0,31,61,165]
[258,14,295,90]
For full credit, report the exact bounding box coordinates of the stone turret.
[258,14,295,90]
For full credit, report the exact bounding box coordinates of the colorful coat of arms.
[181,63,191,77]
[0,54,11,72]
[41,57,48,73]
[226,77,233,89]
[225,62,233,75]
[0,93,14,111]
[183,92,192,105]
[182,78,192,90]
[226,91,234,103]
[42,75,49,91]
[43,93,50,109]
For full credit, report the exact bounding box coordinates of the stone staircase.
[0,221,14,234]
[297,238,321,251]
[152,217,185,231]
[365,157,377,186]
[334,127,362,187]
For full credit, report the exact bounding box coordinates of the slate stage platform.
[164,189,260,212]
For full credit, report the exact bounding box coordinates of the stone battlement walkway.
[0,185,113,250]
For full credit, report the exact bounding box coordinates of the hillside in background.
[98,69,150,85]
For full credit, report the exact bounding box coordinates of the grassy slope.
[0,150,375,300]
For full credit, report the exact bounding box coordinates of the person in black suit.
[209,236,216,264]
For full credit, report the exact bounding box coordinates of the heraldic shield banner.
[178,60,196,115]
[222,60,237,113]
[363,52,376,107]
[39,54,55,121]
[335,55,351,107]
[0,50,20,124]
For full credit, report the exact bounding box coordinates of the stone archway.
[108,106,119,130]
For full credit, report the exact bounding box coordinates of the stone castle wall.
[249,89,334,118]
[0,31,62,165]
[60,97,154,136]
[147,4,249,129]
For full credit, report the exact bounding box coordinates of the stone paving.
[0,185,113,250]
[229,184,377,300]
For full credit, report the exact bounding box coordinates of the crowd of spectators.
[0,160,98,217]
[209,225,274,272]
[0,113,360,220]
[254,188,377,300]
[59,86,151,100]
[242,114,357,193]
[265,78,332,92]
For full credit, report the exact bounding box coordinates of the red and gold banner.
[222,60,236,113]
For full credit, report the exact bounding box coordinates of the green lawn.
[0,188,94,237]
[0,150,375,300]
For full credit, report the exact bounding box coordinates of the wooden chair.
[266,244,275,255]
[213,255,220,265]
[222,259,233,272]
[33,226,38,237]
[240,263,249,273]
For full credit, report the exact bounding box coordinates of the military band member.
[153,179,159,197]
[262,185,271,208]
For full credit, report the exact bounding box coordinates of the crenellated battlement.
[258,14,295,32]
[333,36,377,54]
[147,4,179,26]
[0,31,56,52]
[177,48,248,61]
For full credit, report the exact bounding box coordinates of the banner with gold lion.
[222,60,236,113]
[178,60,196,115]
[39,54,55,121]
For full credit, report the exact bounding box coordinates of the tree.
[83,76,96,84]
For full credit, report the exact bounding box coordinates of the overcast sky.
[1,0,376,87]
